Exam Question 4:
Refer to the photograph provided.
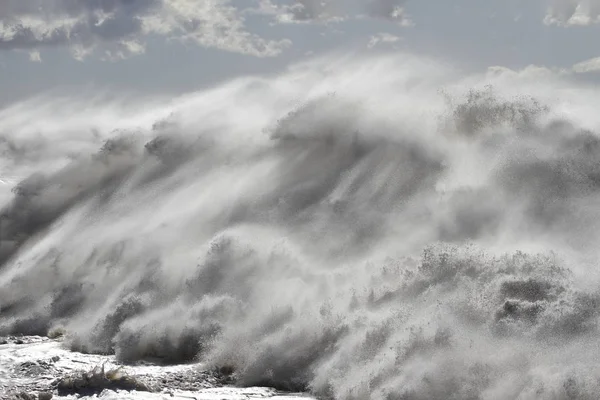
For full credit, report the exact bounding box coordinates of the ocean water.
[2,53,600,399]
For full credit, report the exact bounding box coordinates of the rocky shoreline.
[1,336,298,400]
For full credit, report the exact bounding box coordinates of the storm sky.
[1,0,600,104]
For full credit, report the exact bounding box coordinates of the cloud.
[572,56,600,73]
[254,0,346,24]
[485,58,600,79]
[256,0,413,26]
[365,0,413,25]
[367,32,402,49]
[279,0,341,23]
[0,0,291,59]
[28,50,41,62]
[544,0,600,25]
[0,0,415,59]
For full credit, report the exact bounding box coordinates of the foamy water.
[2,52,600,399]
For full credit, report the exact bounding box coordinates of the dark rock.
[12,392,35,400]
[55,365,153,395]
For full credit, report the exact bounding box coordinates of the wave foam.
[1,53,600,399]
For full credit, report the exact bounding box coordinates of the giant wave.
[2,53,600,399]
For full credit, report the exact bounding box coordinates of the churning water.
[2,53,600,399]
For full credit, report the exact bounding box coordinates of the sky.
[2,0,600,105]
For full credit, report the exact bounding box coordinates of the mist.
[2,53,600,399]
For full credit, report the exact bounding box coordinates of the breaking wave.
[2,53,600,399]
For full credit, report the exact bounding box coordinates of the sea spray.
[1,53,600,399]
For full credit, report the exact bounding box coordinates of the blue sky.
[2,0,600,105]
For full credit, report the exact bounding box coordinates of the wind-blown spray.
[1,53,600,399]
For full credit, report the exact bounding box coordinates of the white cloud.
[485,64,568,80]
[365,0,413,25]
[279,0,341,23]
[28,50,42,62]
[499,56,600,77]
[367,32,402,49]
[0,0,415,60]
[254,0,347,24]
[485,59,600,78]
[572,56,600,73]
[544,0,600,25]
[255,0,413,26]
[0,0,291,59]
